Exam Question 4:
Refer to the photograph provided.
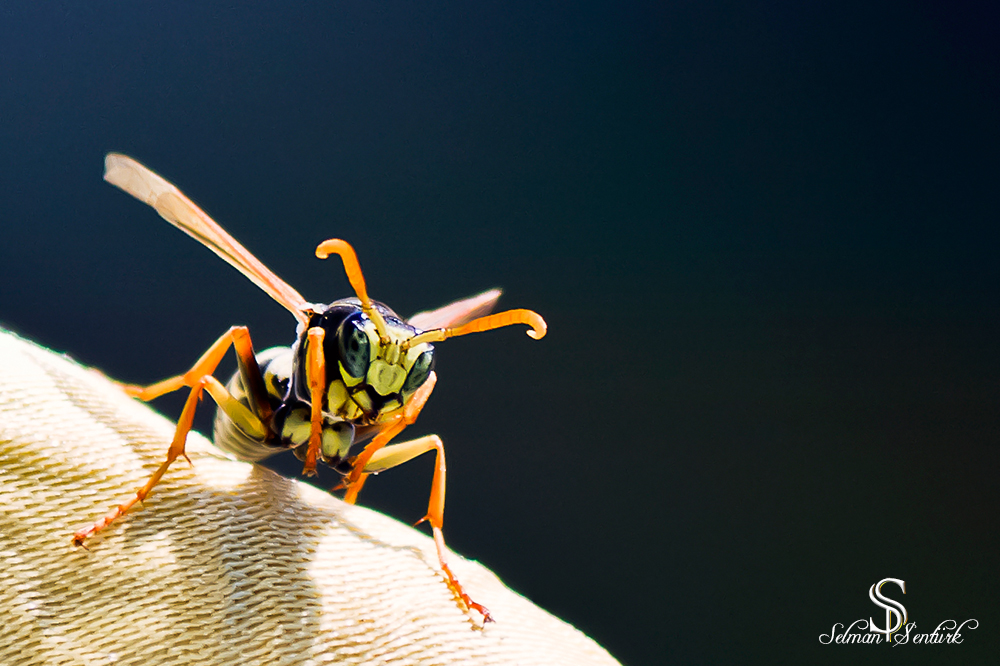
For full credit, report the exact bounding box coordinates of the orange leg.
[120,326,263,405]
[302,326,326,477]
[341,371,438,502]
[72,378,206,546]
[74,326,267,546]
[341,372,492,621]
[340,420,406,505]
[362,433,492,621]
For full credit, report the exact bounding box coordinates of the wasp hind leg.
[118,326,269,412]
[73,326,270,547]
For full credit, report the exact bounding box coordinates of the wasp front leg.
[73,326,270,546]
[340,371,438,503]
[339,372,492,621]
[359,432,493,622]
[302,326,327,477]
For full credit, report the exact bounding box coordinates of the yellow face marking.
[326,379,349,413]
[367,358,406,396]
[379,397,402,415]
[351,389,374,413]
[341,397,363,421]
[348,317,433,397]
[404,343,430,367]
[339,361,365,387]
[382,340,401,365]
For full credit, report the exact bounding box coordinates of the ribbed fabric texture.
[0,329,620,666]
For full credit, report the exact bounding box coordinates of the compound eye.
[402,350,434,394]
[337,315,371,378]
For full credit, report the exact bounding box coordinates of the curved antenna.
[404,309,547,350]
[314,239,391,343]
[104,154,310,326]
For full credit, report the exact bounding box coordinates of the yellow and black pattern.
[213,297,435,472]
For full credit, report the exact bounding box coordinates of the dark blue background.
[2,2,997,664]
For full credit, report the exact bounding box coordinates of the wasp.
[73,153,546,622]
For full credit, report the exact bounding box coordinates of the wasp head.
[294,299,434,427]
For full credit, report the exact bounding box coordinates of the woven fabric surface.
[0,329,620,666]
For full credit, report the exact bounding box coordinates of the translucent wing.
[104,153,310,325]
[408,289,502,331]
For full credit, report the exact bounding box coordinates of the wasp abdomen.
[212,346,292,462]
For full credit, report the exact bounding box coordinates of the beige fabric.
[0,329,620,666]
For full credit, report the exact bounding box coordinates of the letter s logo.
[869,578,907,640]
